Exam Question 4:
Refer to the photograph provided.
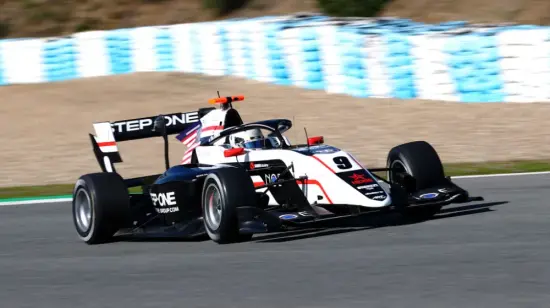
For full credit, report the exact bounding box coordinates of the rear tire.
[72,173,129,244]
[201,167,256,244]
[387,141,446,220]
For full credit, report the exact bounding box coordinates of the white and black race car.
[72,95,483,244]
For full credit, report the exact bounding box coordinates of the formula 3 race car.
[72,95,483,244]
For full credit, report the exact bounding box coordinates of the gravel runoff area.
[1,72,549,187]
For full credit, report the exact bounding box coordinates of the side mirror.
[224,147,246,157]
[307,136,324,146]
[153,115,167,135]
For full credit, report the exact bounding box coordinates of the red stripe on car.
[296,179,333,204]
[98,141,116,147]
[253,179,333,204]
[312,155,335,173]
[201,125,224,132]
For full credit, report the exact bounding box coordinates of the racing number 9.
[333,156,352,170]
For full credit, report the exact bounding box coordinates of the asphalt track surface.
[1,174,549,308]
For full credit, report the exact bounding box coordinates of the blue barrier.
[444,33,503,102]
[384,33,416,99]
[0,15,549,103]
[0,42,4,86]
[265,23,290,85]
[156,27,176,72]
[42,37,78,82]
[106,29,133,75]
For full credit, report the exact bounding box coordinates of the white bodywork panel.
[178,104,391,209]
[181,108,232,164]
[92,122,119,153]
[194,144,392,208]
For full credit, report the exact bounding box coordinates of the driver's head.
[229,128,265,150]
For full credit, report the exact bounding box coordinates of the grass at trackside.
[0,184,143,200]
[1,160,550,200]
[370,160,550,180]
[443,160,550,176]
[0,184,74,200]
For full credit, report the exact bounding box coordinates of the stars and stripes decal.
[176,122,201,164]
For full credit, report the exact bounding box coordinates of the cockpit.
[195,97,293,151]
[206,119,293,150]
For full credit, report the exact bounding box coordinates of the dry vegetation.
[0,0,550,38]
[0,0,319,38]
[1,0,550,39]
[381,0,550,25]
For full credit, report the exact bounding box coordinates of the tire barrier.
[0,14,548,103]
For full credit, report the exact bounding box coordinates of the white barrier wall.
[0,14,549,103]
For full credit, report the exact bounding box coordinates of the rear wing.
[111,112,203,141]
[90,110,211,173]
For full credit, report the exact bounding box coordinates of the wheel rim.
[389,160,409,184]
[204,183,223,230]
[74,188,92,233]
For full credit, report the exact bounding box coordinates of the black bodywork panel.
[116,159,483,240]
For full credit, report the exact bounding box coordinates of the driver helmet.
[229,128,265,150]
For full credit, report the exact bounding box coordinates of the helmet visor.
[243,139,264,149]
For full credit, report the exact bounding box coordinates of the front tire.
[387,141,446,220]
[201,167,256,244]
[72,173,129,244]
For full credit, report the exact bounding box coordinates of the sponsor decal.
[293,145,339,154]
[357,184,379,190]
[420,193,439,199]
[156,207,180,214]
[312,146,339,154]
[250,162,269,170]
[349,173,374,185]
[150,191,179,213]
[372,195,387,200]
[265,173,280,184]
[438,188,452,194]
[279,214,298,220]
[111,112,199,134]
[298,211,314,217]
[364,191,381,196]
[150,192,177,207]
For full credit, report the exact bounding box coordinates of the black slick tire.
[201,167,256,244]
[72,173,129,244]
[387,141,446,220]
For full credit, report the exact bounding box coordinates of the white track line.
[0,171,549,207]
[452,171,550,179]
[0,197,72,206]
